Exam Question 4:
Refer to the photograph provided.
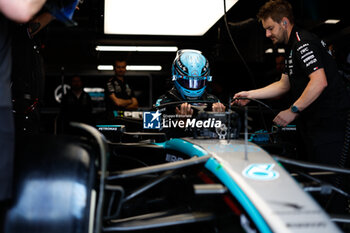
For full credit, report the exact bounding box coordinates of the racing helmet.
[172,49,212,99]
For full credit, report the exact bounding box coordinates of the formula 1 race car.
[3,100,350,233]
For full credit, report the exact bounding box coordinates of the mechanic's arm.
[233,73,290,106]
[0,0,46,23]
[109,93,133,108]
[125,97,139,110]
[291,68,327,111]
[273,68,327,126]
[28,12,54,37]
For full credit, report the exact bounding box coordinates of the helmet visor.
[176,76,207,90]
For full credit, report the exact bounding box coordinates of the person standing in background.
[105,59,139,120]
[61,75,93,130]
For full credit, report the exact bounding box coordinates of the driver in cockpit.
[155,49,225,116]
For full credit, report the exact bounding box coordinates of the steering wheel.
[153,100,228,113]
[153,100,239,139]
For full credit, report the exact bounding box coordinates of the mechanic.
[105,59,139,120]
[155,49,225,115]
[234,0,350,167]
[0,0,47,227]
[1,1,80,226]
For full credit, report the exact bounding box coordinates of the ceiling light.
[264,48,285,54]
[127,65,162,71]
[97,65,162,71]
[97,65,113,70]
[265,48,273,54]
[104,0,238,36]
[84,87,105,92]
[324,19,340,24]
[95,46,178,52]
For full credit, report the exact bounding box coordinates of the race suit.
[155,87,220,114]
[154,87,221,138]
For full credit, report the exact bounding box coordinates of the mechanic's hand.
[273,109,298,127]
[232,91,251,106]
[212,102,226,112]
[175,103,193,117]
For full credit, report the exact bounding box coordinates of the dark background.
[31,0,350,117]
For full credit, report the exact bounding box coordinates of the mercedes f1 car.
[3,100,350,233]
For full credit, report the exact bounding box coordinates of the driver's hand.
[212,102,225,112]
[175,103,193,117]
[232,91,251,106]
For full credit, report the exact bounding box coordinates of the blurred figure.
[275,54,285,74]
[61,76,93,128]
[264,54,285,83]
[11,0,80,136]
[1,1,80,230]
[11,12,55,136]
[105,59,139,120]
[0,0,47,224]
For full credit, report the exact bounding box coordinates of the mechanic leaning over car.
[155,49,225,116]
[233,0,350,167]
[233,0,350,213]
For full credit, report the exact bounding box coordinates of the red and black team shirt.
[284,26,350,118]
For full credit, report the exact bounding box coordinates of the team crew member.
[233,0,350,166]
[61,76,93,127]
[0,0,47,203]
[105,59,139,119]
[155,49,225,115]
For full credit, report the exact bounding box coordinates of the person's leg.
[311,114,349,214]
[0,107,15,201]
[0,107,14,233]
[295,119,313,162]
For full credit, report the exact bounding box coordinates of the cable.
[232,96,278,143]
[227,96,232,142]
[232,97,277,115]
[223,0,268,131]
[222,0,256,88]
